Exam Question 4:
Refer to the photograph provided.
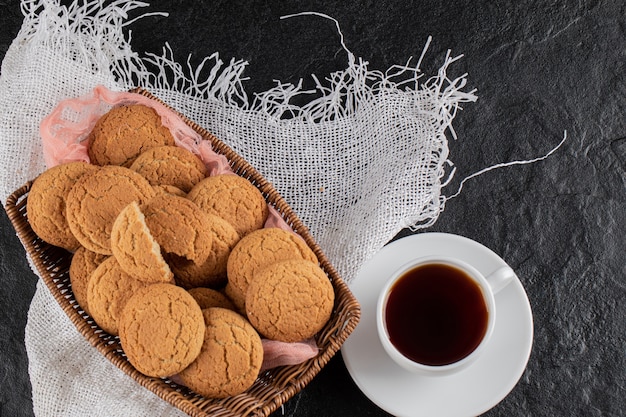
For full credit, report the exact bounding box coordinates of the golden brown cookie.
[129,145,207,193]
[187,287,236,311]
[169,213,240,289]
[223,282,247,316]
[177,308,263,398]
[187,174,269,237]
[246,259,334,343]
[152,184,187,197]
[87,104,175,167]
[87,256,153,336]
[226,228,318,307]
[69,246,108,316]
[118,283,205,378]
[66,165,156,255]
[27,162,99,251]
[111,201,173,284]
[141,194,213,264]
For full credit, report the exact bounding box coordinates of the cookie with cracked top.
[69,246,108,316]
[223,282,247,316]
[177,307,263,398]
[152,184,187,197]
[187,174,268,238]
[187,287,236,312]
[226,227,318,311]
[118,283,205,378]
[65,165,156,255]
[141,194,213,265]
[130,145,206,192]
[87,104,175,167]
[27,161,98,251]
[87,256,154,336]
[169,213,240,289]
[246,259,334,343]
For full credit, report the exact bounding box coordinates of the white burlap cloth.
[0,1,478,415]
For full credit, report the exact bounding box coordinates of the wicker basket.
[3,88,361,417]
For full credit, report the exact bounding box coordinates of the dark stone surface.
[1,1,624,416]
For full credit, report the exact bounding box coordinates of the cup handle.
[485,265,516,294]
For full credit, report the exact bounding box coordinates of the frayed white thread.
[15,0,251,105]
[23,1,474,128]
[17,0,167,86]
[138,44,250,107]
[14,1,477,235]
[280,12,353,60]
[250,13,477,125]
[445,130,569,200]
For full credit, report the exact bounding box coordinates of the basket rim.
[3,88,361,417]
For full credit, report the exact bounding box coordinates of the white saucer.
[341,232,533,417]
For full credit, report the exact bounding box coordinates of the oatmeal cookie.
[226,228,318,308]
[246,259,334,343]
[66,165,156,254]
[111,201,173,283]
[223,282,247,316]
[27,162,98,251]
[152,184,186,197]
[87,256,153,336]
[187,174,268,238]
[141,194,213,264]
[177,308,263,398]
[87,104,175,167]
[130,145,206,192]
[118,283,205,378]
[187,287,236,311]
[169,213,240,289]
[69,246,108,316]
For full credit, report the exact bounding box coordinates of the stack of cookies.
[26,103,335,399]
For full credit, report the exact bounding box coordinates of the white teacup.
[376,256,515,375]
